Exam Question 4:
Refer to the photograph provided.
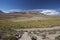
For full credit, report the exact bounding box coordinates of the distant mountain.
[1,9,60,16]
[0,9,60,20]
[0,10,4,13]
[0,11,47,19]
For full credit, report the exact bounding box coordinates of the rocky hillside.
[0,11,47,19]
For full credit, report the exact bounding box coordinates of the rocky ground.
[17,26,60,40]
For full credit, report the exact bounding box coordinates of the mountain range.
[1,9,60,16]
[0,10,47,19]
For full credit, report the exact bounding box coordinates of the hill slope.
[0,12,47,20]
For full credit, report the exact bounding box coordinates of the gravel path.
[18,32,31,40]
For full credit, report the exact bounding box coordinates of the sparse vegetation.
[0,17,60,29]
[55,35,60,40]
[0,12,60,40]
[0,27,17,40]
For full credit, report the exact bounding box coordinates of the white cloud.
[3,9,24,13]
[2,11,9,13]
[8,9,23,12]
[41,10,60,15]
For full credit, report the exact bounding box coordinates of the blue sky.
[0,0,60,11]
